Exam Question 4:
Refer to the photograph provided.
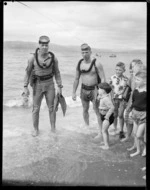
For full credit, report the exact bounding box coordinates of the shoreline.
[3,106,146,186]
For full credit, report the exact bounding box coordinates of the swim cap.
[39,36,50,44]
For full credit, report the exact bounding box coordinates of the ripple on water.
[3,127,132,173]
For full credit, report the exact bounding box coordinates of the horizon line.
[4,40,146,52]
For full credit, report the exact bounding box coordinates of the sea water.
[3,46,146,107]
[3,44,146,185]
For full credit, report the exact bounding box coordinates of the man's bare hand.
[72,92,76,101]
[57,87,62,95]
[23,87,30,97]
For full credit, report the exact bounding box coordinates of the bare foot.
[100,145,109,150]
[94,134,101,140]
[127,145,136,151]
[130,151,140,157]
[141,167,146,171]
[143,175,146,180]
[142,148,146,157]
[32,130,39,137]
[93,136,102,143]
[51,127,56,133]
[121,136,129,142]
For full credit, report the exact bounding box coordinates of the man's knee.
[32,105,40,113]
[93,101,99,112]
[48,105,54,113]
[82,102,89,113]
[83,107,89,114]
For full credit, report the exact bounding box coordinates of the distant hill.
[4,41,146,54]
[4,41,81,53]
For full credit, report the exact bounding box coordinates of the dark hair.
[98,82,112,94]
[39,35,50,44]
[81,43,91,51]
[116,62,126,71]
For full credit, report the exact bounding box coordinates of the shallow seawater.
[3,106,146,186]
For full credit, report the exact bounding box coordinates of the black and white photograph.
[3,1,146,186]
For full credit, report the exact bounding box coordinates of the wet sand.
[3,106,146,186]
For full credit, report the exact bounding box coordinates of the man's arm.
[53,57,63,88]
[23,56,34,96]
[96,61,106,83]
[72,66,80,100]
[24,56,34,87]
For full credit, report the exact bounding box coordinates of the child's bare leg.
[122,109,132,142]
[119,116,124,132]
[130,137,140,157]
[130,123,145,157]
[121,123,133,142]
[100,120,110,150]
[118,103,126,139]
[113,101,118,133]
[142,146,146,157]
[142,124,146,157]
[127,140,136,151]
[127,121,138,151]
[113,117,117,131]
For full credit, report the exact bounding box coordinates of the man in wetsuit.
[23,36,63,137]
[72,43,106,138]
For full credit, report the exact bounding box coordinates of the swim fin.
[54,93,59,112]
[59,94,67,116]
[54,93,67,116]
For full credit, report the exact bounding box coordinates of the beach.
[3,105,146,186]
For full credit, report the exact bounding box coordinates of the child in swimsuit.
[96,82,115,150]
[127,71,146,157]
[122,59,144,142]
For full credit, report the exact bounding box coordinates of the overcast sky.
[4,1,146,50]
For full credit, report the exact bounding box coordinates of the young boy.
[96,82,115,150]
[122,59,144,142]
[109,62,128,139]
[127,71,146,157]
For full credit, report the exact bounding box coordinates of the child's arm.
[126,77,135,111]
[104,98,115,121]
[108,77,115,104]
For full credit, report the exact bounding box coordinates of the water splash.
[4,96,83,109]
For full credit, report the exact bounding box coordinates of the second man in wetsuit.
[72,43,106,138]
